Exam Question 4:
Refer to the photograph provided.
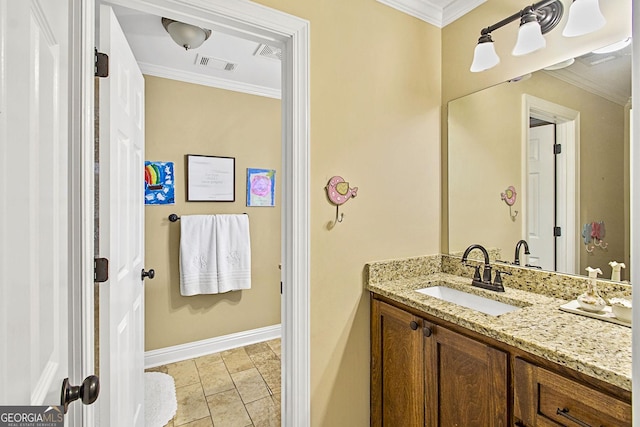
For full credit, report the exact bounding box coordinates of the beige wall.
[448,71,628,275]
[144,76,282,350]
[253,0,441,425]
[441,0,632,253]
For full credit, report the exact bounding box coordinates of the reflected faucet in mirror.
[462,244,505,292]
[514,239,530,265]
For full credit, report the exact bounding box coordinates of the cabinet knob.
[423,326,432,337]
[409,321,419,330]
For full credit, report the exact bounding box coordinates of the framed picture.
[246,168,276,207]
[186,155,235,202]
[144,161,175,205]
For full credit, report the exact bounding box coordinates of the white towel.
[215,214,252,292]
[179,215,219,296]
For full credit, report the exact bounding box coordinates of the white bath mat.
[145,372,177,427]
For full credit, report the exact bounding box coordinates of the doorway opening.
[96,1,310,425]
[523,95,580,275]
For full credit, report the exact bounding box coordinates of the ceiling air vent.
[195,54,237,71]
[254,43,282,61]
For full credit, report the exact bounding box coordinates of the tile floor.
[146,339,281,427]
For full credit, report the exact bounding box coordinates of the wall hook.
[509,206,519,222]
[325,175,357,228]
[500,185,518,221]
[335,205,344,223]
[327,205,345,229]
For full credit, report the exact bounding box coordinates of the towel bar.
[168,213,248,222]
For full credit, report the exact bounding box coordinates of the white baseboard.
[144,324,281,369]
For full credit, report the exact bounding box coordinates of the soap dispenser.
[577,267,606,312]
[609,261,626,281]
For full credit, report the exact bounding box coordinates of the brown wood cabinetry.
[372,299,508,426]
[514,358,632,426]
[371,299,425,427]
[371,296,632,427]
[424,321,508,426]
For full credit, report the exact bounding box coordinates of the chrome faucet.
[461,244,505,292]
[514,239,530,265]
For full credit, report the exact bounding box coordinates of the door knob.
[141,268,155,280]
[60,375,100,413]
[409,321,419,330]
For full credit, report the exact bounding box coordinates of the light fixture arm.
[479,0,562,37]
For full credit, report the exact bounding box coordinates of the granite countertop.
[366,262,632,392]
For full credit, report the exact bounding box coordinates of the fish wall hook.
[325,175,358,229]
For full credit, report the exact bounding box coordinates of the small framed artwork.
[144,161,175,205]
[186,155,235,202]
[247,168,276,207]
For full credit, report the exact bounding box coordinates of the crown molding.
[138,61,281,99]
[442,0,486,26]
[376,0,485,27]
[543,69,629,106]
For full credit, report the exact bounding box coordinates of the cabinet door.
[424,323,508,427]
[371,300,425,427]
[513,358,631,426]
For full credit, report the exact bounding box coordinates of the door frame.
[70,0,98,424]
[84,1,311,425]
[522,95,580,275]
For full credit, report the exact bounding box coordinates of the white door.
[98,5,146,427]
[0,0,87,419]
[527,124,556,270]
[1,0,69,406]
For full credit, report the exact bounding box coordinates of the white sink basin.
[416,286,520,316]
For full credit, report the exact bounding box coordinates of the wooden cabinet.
[371,299,508,426]
[514,358,632,426]
[371,296,631,427]
[371,299,425,427]
[424,321,508,426]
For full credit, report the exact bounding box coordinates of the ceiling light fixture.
[162,18,212,51]
[470,0,605,73]
[591,37,632,54]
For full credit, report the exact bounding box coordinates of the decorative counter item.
[609,298,632,323]
[577,267,605,312]
[325,175,358,227]
[609,261,626,282]
[500,185,518,221]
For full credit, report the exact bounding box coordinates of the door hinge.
[280,281,283,294]
[553,143,562,155]
[95,49,109,78]
[94,258,109,283]
[554,226,562,237]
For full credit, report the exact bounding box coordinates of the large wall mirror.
[448,38,632,282]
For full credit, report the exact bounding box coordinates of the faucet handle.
[493,269,512,287]
[471,265,482,282]
[463,261,482,282]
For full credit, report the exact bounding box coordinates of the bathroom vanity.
[367,255,632,426]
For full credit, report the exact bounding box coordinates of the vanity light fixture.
[512,7,548,56]
[162,18,212,50]
[470,33,500,72]
[470,0,606,72]
[562,0,606,37]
